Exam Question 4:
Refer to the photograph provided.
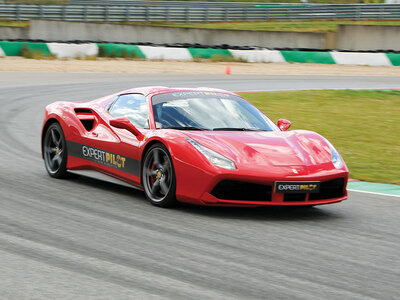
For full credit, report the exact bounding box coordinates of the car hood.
[183,130,333,170]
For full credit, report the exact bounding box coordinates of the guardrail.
[69,0,268,7]
[1,3,400,23]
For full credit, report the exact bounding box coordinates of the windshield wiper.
[212,127,263,131]
[163,126,207,131]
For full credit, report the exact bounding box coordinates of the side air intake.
[74,108,96,131]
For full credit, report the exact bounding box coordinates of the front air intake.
[211,180,272,201]
[309,178,345,201]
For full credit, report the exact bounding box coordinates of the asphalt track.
[0,72,399,299]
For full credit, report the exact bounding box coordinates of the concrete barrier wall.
[28,20,329,50]
[2,21,400,51]
[337,25,400,51]
[0,26,29,40]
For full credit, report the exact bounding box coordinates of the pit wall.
[337,25,400,51]
[28,20,331,50]
[3,21,400,52]
[1,41,400,67]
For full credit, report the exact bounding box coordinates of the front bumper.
[174,160,348,206]
[201,189,347,207]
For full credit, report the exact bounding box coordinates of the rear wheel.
[142,143,177,207]
[43,122,68,178]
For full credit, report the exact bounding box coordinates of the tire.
[43,122,68,178]
[142,143,178,207]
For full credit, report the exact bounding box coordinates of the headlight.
[186,138,236,170]
[324,138,343,169]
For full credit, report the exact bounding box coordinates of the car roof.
[119,86,236,97]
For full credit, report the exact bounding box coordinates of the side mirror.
[277,119,291,131]
[110,117,144,140]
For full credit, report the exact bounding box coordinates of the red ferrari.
[41,87,348,207]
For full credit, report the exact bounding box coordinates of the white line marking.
[348,189,400,198]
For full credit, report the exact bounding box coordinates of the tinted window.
[152,91,278,131]
[109,94,149,129]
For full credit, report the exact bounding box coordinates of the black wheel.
[142,143,177,207]
[43,122,68,178]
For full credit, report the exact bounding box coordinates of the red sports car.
[41,87,348,207]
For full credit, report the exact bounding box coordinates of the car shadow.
[66,172,345,222]
[66,172,148,203]
[178,203,344,222]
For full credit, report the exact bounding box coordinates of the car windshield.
[151,91,278,131]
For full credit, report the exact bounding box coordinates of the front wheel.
[43,122,68,178]
[142,143,178,207]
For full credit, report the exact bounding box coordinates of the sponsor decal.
[67,141,140,176]
[171,91,207,97]
[170,91,231,98]
[275,181,320,193]
[152,91,243,105]
[82,145,126,169]
[203,92,231,98]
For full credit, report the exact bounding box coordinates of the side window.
[109,94,149,129]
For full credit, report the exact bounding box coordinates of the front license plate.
[275,181,320,193]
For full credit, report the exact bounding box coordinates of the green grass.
[160,20,400,33]
[4,19,400,32]
[238,90,400,185]
[0,20,29,27]
[5,0,67,4]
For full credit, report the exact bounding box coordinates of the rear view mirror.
[110,117,144,140]
[277,119,291,131]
